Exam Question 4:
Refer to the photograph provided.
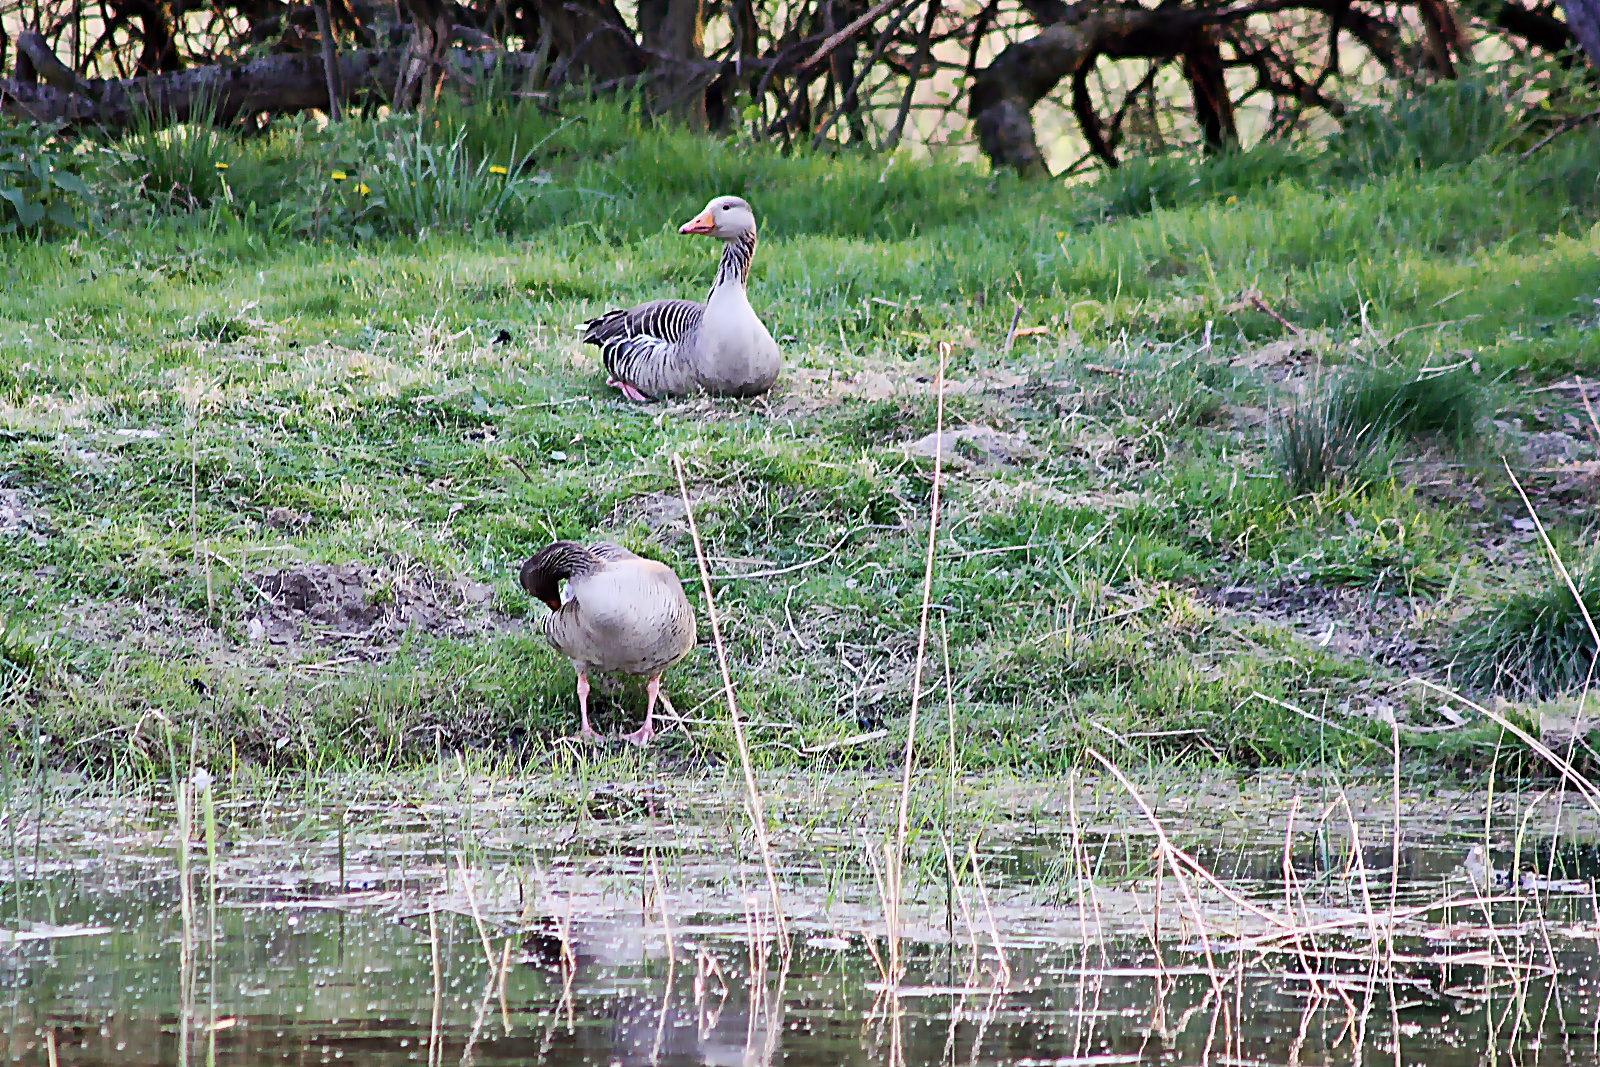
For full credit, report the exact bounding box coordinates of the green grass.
[1,95,1598,777]
[1453,553,1600,700]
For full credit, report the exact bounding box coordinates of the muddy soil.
[245,562,517,657]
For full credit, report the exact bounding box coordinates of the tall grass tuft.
[1276,365,1478,491]
[117,89,233,209]
[1274,382,1393,493]
[366,121,530,237]
[1453,553,1600,699]
[1327,78,1519,175]
[1339,364,1480,443]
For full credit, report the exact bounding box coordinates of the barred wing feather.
[582,299,703,399]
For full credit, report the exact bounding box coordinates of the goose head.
[679,195,756,240]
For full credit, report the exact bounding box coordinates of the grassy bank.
[2,93,1598,777]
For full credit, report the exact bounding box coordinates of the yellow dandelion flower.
[489,165,509,175]
[331,171,348,181]
[214,161,230,171]
[357,183,370,195]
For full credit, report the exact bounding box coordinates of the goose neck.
[712,230,757,292]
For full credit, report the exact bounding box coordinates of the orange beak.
[542,596,561,611]
[679,209,716,235]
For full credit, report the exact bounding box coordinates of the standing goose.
[583,195,781,401]
[520,541,696,746]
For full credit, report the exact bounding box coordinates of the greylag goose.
[520,541,697,746]
[582,195,781,401]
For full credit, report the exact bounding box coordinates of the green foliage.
[0,613,49,700]
[0,120,95,235]
[1100,142,1318,217]
[4,85,1600,774]
[1453,553,1600,699]
[363,120,533,238]
[1276,363,1480,492]
[1274,380,1395,493]
[1327,79,1520,175]
[116,90,234,209]
[1337,364,1480,443]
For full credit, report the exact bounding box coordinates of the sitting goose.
[583,195,781,401]
[520,541,696,746]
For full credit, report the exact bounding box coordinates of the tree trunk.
[110,0,184,74]
[0,39,557,127]
[1181,26,1235,151]
[970,5,1208,175]
[1555,0,1600,67]
[1415,0,1468,76]
[639,0,709,124]
[393,0,454,109]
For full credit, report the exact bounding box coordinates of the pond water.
[3,771,1599,1065]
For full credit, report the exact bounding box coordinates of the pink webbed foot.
[607,377,652,403]
[622,722,656,747]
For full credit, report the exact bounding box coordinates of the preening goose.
[520,541,697,746]
[583,195,781,401]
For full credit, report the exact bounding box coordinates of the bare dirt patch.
[1203,579,1439,677]
[245,562,517,657]
[54,562,522,677]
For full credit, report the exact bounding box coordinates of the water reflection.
[2,779,1598,1065]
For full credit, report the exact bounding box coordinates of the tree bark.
[393,0,455,109]
[639,0,709,124]
[314,3,344,119]
[109,0,184,74]
[536,0,646,87]
[969,4,1212,175]
[1554,0,1600,65]
[1415,0,1468,75]
[1494,1,1575,56]
[1180,25,1235,150]
[0,40,554,127]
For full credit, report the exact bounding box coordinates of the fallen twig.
[1520,107,1600,160]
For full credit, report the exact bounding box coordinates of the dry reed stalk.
[1287,995,1317,1067]
[966,840,1011,989]
[45,1029,57,1067]
[1065,772,1095,1058]
[460,968,500,1067]
[938,831,981,985]
[457,855,500,974]
[888,340,950,987]
[1578,375,1600,445]
[964,990,1004,1067]
[1085,747,1232,997]
[941,613,956,786]
[1416,679,1600,818]
[647,845,676,967]
[428,905,443,1067]
[1387,719,1403,1059]
[1505,459,1600,653]
[1330,786,1383,1058]
[498,938,513,1035]
[649,932,677,1067]
[1089,747,1300,931]
[672,452,788,949]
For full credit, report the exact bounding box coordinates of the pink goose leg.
[622,675,662,747]
[576,670,601,742]
[607,377,652,403]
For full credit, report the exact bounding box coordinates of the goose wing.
[583,300,704,346]
[582,300,703,399]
